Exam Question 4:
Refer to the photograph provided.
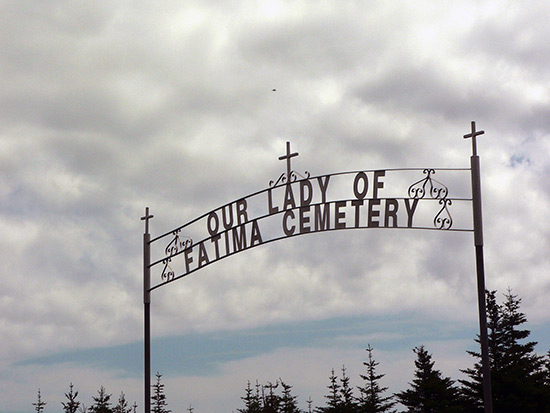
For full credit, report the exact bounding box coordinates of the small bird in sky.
[272,88,276,91]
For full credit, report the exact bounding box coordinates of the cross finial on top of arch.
[464,121,484,156]
[141,207,154,235]
[279,141,299,181]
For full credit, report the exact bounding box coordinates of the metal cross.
[279,141,299,181]
[464,121,484,156]
[141,207,154,234]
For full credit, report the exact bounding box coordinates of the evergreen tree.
[238,380,262,412]
[460,289,547,412]
[113,392,132,413]
[316,368,342,412]
[32,388,47,413]
[357,344,395,413]
[89,386,112,413]
[151,372,171,413]
[339,366,356,412]
[395,345,460,412]
[263,381,281,413]
[306,397,313,413]
[280,379,302,413]
[459,290,500,411]
[62,383,81,413]
[544,350,550,407]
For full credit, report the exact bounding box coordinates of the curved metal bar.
[434,198,453,230]
[408,169,449,200]
[149,222,473,292]
[150,167,470,244]
[148,197,473,269]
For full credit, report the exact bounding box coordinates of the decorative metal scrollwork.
[269,170,311,187]
[408,169,453,230]
[408,169,449,200]
[434,198,453,230]
[161,229,192,282]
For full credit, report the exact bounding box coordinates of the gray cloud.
[1,1,549,412]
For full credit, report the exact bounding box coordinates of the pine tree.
[263,381,281,413]
[306,397,313,413]
[396,345,460,412]
[279,379,302,413]
[339,366,356,412]
[459,290,500,411]
[151,372,171,413]
[113,391,132,413]
[460,289,547,412]
[544,350,550,409]
[62,383,81,413]
[32,388,47,413]
[238,380,262,412]
[357,344,395,413]
[89,386,113,413]
[316,368,342,412]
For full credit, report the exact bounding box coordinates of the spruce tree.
[339,366,356,412]
[238,380,262,412]
[316,368,341,412]
[263,381,281,413]
[113,391,132,413]
[151,372,171,413]
[62,383,81,413]
[357,344,395,413]
[89,386,112,413]
[460,289,547,412]
[395,345,460,412]
[544,350,550,409]
[306,397,313,413]
[32,388,47,413]
[280,379,302,413]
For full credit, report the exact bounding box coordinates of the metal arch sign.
[141,122,494,413]
[146,146,472,291]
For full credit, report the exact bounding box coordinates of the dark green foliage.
[113,392,132,413]
[151,372,171,413]
[460,289,548,412]
[89,386,112,413]
[33,388,47,413]
[280,379,302,413]
[316,368,341,412]
[306,397,313,413]
[357,345,395,413]
[339,366,357,412]
[238,380,263,412]
[239,379,303,413]
[395,345,460,412]
[263,381,281,412]
[62,383,81,413]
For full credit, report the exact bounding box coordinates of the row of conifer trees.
[33,289,550,412]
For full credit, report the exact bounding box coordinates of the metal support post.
[464,122,493,413]
[142,208,153,413]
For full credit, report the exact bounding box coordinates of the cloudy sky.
[2,1,550,412]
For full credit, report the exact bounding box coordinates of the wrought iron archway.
[141,122,493,413]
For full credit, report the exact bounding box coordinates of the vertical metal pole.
[465,122,493,413]
[142,208,152,413]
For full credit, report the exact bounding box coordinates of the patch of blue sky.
[17,313,479,378]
